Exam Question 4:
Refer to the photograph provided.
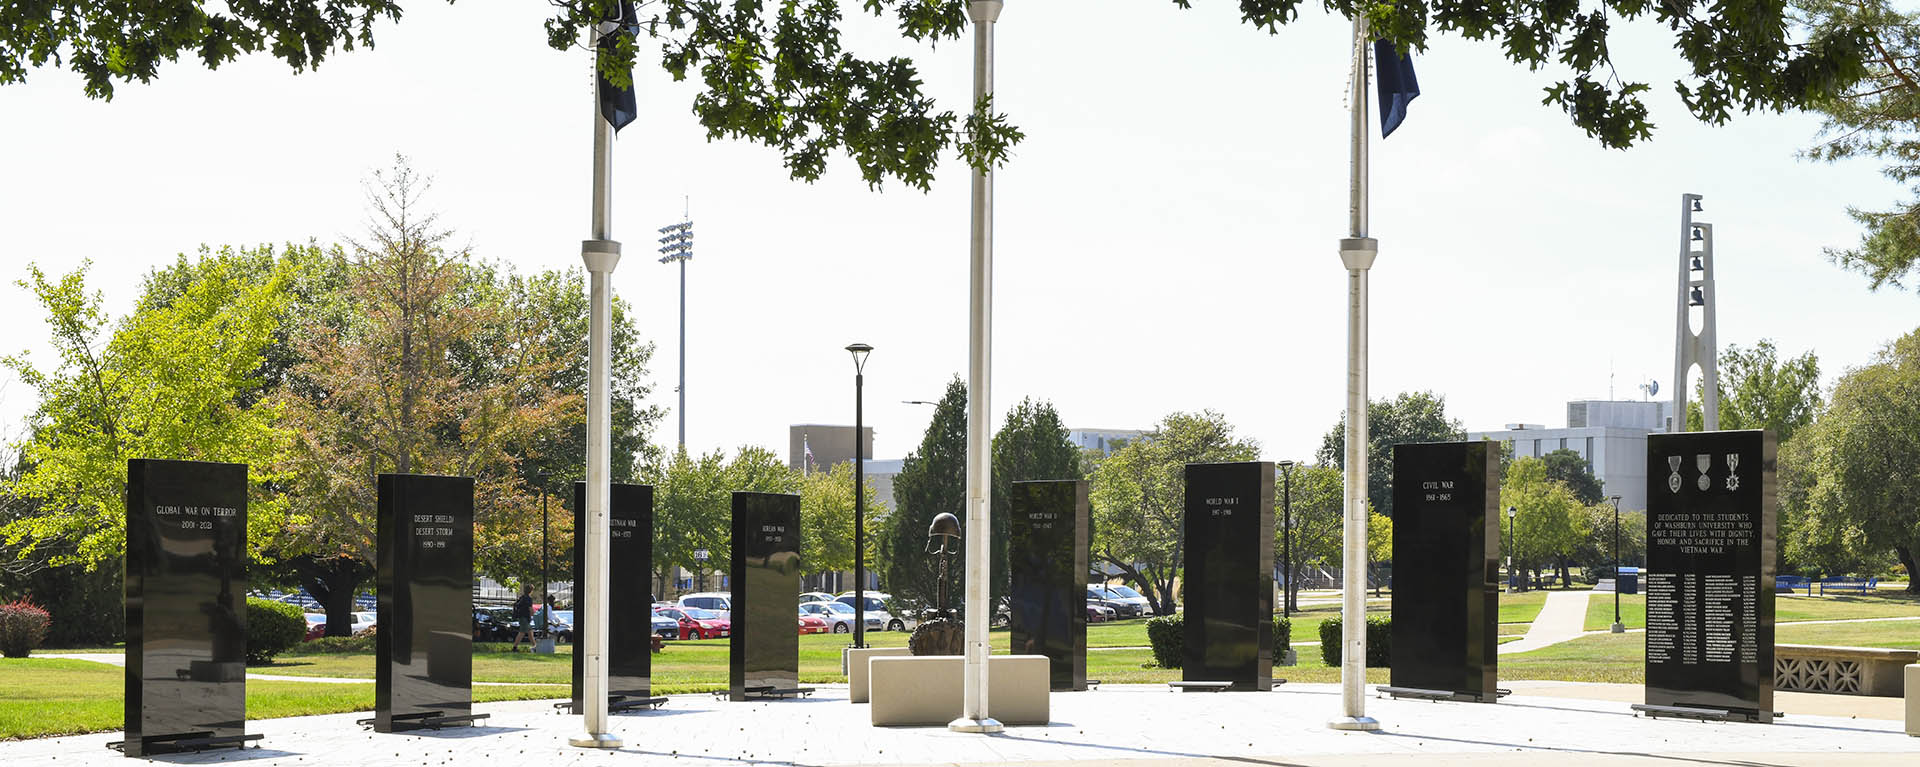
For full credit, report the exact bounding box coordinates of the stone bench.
[869,655,1050,727]
[1776,644,1920,697]
[845,646,912,704]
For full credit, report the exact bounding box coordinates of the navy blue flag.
[596,1,639,132]
[1373,38,1420,138]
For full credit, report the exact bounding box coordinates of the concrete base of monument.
[13,683,1920,766]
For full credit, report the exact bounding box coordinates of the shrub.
[0,599,52,657]
[1145,613,1183,668]
[246,597,307,665]
[1146,613,1292,669]
[1318,615,1391,667]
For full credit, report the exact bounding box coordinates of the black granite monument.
[729,492,804,701]
[119,459,259,756]
[1635,430,1776,723]
[1008,480,1090,691]
[1384,441,1501,702]
[570,481,664,712]
[1181,462,1275,691]
[372,473,485,731]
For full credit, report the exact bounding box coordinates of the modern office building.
[1466,400,1675,512]
[789,424,874,474]
[1068,427,1146,455]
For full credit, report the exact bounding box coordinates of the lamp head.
[1276,459,1295,469]
[926,512,961,554]
[846,342,873,373]
[1508,506,1517,519]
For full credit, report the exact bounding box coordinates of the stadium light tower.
[659,217,694,448]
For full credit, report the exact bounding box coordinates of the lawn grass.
[1503,631,1645,684]
[1774,619,1920,649]
[1498,590,1548,625]
[1582,590,1920,631]
[0,657,566,740]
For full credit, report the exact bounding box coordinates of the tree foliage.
[1318,390,1464,518]
[1089,410,1259,615]
[1685,339,1823,442]
[1798,0,1920,293]
[1789,326,1920,591]
[3,248,297,569]
[881,377,967,611]
[1540,448,1606,506]
[1500,456,1590,585]
[798,459,883,578]
[990,396,1081,606]
[1276,462,1342,611]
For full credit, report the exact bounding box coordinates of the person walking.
[510,585,534,652]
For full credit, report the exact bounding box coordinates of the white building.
[1068,427,1146,455]
[1466,400,1674,512]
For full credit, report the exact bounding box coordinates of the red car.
[1085,604,1109,623]
[656,606,730,639]
[798,613,830,635]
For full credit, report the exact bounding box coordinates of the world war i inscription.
[1636,430,1776,723]
[571,481,662,712]
[119,459,259,756]
[1008,479,1090,691]
[1386,441,1500,702]
[372,473,484,732]
[1181,461,1275,691]
[730,492,804,701]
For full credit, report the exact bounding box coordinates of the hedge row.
[1145,613,1292,669]
[1317,615,1391,667]
[245,598,307,665]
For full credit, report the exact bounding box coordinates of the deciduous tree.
[1318,391,1465,518]
[1686,340,1822,441]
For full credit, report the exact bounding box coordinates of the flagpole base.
[948,717,1004,734]
[568,733,623,749]
[1326,716,1380,732]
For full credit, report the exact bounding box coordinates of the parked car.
[538,607,573,643]
[652,611,679,639]
[798,612,830,635]
[308,610,375,640]
[655,606,730,640]
[1092,584,1151,617]
[799,600,859,633]
[835,592,909,631]
[1086,587,1141,619]
[1085,603,1112,623]
[798,591,836,605]
[678,592,733,617]
[473,608,516,641]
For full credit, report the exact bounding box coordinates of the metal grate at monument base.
[107,731,263,755]
[356,711,490,731]
[553,695,670,714]
[1378,686,1510,703]
[715,686,815,700]
[1630,703,1780,723]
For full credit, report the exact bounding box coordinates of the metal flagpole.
[571,25,622,750]
[1328,11,1381,733]
[951,0,1004,735]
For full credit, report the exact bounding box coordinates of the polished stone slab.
[1182,461,1275,691]
[374,473,476,732]
[1641,430,1776,722]
[121,459,252,756]
[729,491,802,700]
[1390,441,1500,701]
[570,482,654,709]
[1008,479,1089,691]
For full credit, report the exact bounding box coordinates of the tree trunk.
[1896,545,1918,594]
[296,555,365,638]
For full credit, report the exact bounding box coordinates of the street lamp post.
[1278,460,1296,618]
[658,219,693,448]
[846,343,872,650]
[1507,506,1517,592]
[1609,495,1624,633]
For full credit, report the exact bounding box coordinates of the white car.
[798,601,859,633]
[678,592,732,618]
[835,592,914,632]
[798,591,836,605]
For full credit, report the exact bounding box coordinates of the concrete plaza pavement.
[9,682,1916,767]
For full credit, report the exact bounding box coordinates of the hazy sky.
[1,2,1912,466]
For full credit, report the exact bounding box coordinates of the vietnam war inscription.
[1636,430,1776,723]
[571,482,662,712]
[119,459,259,756]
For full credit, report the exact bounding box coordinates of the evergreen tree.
[881,377,966,613]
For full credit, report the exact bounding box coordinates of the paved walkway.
[11,683,1914,766]
[1498,591,1592,654]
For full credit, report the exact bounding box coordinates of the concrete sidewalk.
[1499,590,1592,654]
[10,682,1914,766]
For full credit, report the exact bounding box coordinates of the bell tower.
[1671,193,1720,432]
